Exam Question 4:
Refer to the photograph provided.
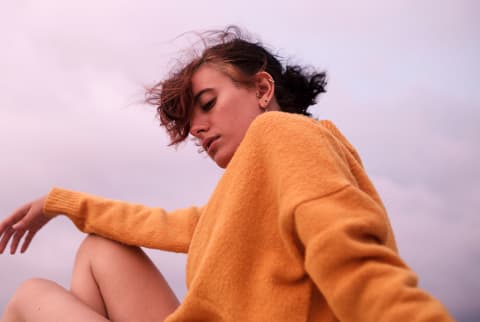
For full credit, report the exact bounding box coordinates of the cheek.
[227,114,253,141]
[220,90,260,140]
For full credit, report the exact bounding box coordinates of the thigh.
[72,235,180,322]
[3,278,109,322]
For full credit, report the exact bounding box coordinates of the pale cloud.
[374,175,480,315]
[0,1,479,320]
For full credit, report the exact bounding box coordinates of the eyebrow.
[193,88,214,104]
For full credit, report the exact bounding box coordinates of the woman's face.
[189,64,264,168]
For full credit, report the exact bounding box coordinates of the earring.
[256,92,261,98]
[261,99,269,111]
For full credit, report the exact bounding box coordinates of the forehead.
[191,64,235,94]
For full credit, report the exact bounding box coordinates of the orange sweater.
[44,112,453,321]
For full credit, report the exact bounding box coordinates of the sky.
[0,0,479,320]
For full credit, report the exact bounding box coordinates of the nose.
[189,112,209,138]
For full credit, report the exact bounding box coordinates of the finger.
[11,218,27,231]
[0,216,14,235]
[10,229,27,254]
[0,204,30,234]
[11,204,32,228]
[0,227,15,254]
[20,230,37,253]
[0,220,7,235]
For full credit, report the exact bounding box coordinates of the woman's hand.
[0,196,52,254]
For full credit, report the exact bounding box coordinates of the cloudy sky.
[0,0,479,320]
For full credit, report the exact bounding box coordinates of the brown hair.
[145,26,327,145]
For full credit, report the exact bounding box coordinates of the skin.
[190,64,279,168]
[1,235,179,322]
[0,64,278,321]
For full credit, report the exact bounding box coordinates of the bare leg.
[70,234,180,321]
[1,278,109,322]
[2,235,180,322]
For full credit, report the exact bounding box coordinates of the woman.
[0,27,453,322]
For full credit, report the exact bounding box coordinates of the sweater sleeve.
[43,187,201,252]
[244,112,453,321]
[295,188,453,322]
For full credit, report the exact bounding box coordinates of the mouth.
[203,135,220,153]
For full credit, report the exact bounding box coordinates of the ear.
[255,71,275,110]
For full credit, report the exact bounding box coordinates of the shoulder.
[249,111,318,132]
[229,112,358,204]
[247,111,325,138]
[235,111,340,167]
[245,111,339,148]
[239,111,362,169]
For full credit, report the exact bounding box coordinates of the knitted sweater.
[44,112,453,321]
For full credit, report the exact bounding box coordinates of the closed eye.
[201,98,216,111]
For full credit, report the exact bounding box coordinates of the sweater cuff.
[43,187,83,219]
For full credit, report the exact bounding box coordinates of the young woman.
[0,27,453,322]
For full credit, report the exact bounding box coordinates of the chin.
[212,153,232,169]
[215,159,229,169]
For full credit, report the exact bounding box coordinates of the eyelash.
[201,98,216,111]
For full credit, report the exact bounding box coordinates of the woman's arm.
[245,112,453,321]
[0,188,201,254]
[294,186,453,322]
[43,187,202,252]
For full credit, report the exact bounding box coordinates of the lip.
[202,135,220,153]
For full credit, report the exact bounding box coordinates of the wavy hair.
[145,26,327,145]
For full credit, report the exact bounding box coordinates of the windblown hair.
[145,26,327,145]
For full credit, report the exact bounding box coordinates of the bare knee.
[10,278,59,304]
[78,234,117,252]
[3,278,59,321]
[75,235,147,272]
[77,234,139,259]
